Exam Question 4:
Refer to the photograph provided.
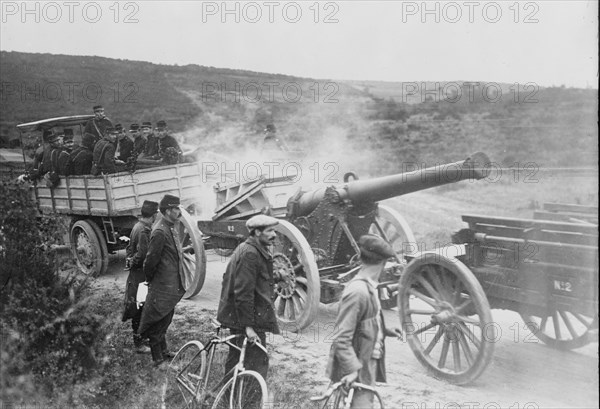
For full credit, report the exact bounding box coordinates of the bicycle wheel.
[162,341,207,409]
[211,370,268,409]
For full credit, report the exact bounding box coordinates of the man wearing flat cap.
[217,214,281,381]
[84,105,113,146]
[57,129,74,175]
[325,234,403,408]
[122,200,159,354]
[141,122,159,159]
[139,194,187,366]
[115,124,134,163]
[39,131,63,176]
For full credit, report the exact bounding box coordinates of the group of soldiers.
[29,105,183,181]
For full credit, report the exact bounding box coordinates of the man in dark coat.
[141,122,159,158]
[30,130,54,179]
[130,123,147,159]
[92,127,126,174]
[139,194,187,366]
[115,123,135,162]
[217,214,281,381]
[39,132,63,175]
[67,133,95,175]
[84,105,113,145]
[122,200,159,354]
[325,235,403,408]
[147,120,182,164]
[57,129,74,175]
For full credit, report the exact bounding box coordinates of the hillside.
[1,51,597,175]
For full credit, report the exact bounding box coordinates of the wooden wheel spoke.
[452,337,462,372]
[425,326,444,355]
[558,310,578,339]
[458,331,474,366]
[286,297,296,320]
[456,298,472,314]
[424,266,449,301]
[552,310,562,340]
[416,275,443,302]
[409,288,437,308]
[276,297,286,317]
[438,336,451,369]
[414,322,437,336]
[455,315,481,327]
[572,312,592,327]
[458,323,481,350]
[295,276,308,286]
[408,309,435,315]
[293,263,304,272]
[540,316,548,333]
[295,287,308,303]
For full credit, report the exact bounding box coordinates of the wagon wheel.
[272,220,320,331]
[369,204,416,258]
[398,253,494,384]
[369,204,416,309]
[519,310,598,350]
[177,208,207,299]
[70,219,108,277]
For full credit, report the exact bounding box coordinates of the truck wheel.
[71,219,108,277]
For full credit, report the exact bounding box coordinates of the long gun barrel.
[290,152,491,216]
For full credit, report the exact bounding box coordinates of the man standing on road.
[325,234,403,409]
[138,194,186,367]
[217,214,281,381]
[122,200,159,354]
[84,105,113,145]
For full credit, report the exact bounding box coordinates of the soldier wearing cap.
[139,194,187,366]
[141,121,158,158]
[57,129,74,175]
[151,120,182,164]
[115,124,135,162]
[66,133,95,175]
[39,131,63,175]
[92,127,126,174]
[217,214,281,381]
[130,122,147,159]
[30,129,54,178]
[325,234,403,409]
[122,200,159,354]
[84,105,113,146]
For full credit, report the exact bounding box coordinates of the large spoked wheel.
[272,220,320,331]
[369,204,416,257]
[211,370,268,409]
[70,219,108,277]
[399,253,494,385]
[177,208,207,299]
[162,341,206,409]
[519,310,598,350]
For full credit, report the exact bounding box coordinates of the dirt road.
[101,245,598,409]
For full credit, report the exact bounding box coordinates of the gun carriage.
[198,152,491,330]
[398,208,598,384]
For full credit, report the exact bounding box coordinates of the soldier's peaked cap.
[156,120,167,128]
[130,123,140,130]
[141,122,152,128]
[141,200,159,217]
[43,130,54,141]
[93,105,104,111]
[63,128,74,136]
[358,234,395,261]
[115,123,123,131]
[246,215,279,231]
[160,194,180,209]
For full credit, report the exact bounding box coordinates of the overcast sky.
[1,1,598,87]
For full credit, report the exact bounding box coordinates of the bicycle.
[310,381,384,409]
[162,319,268,409]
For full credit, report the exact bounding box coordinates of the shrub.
[0,182,108,402]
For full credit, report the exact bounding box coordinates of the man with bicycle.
[325,234,403,408]
[217,214,281,381]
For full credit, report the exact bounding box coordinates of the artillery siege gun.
[198,152,492,330]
